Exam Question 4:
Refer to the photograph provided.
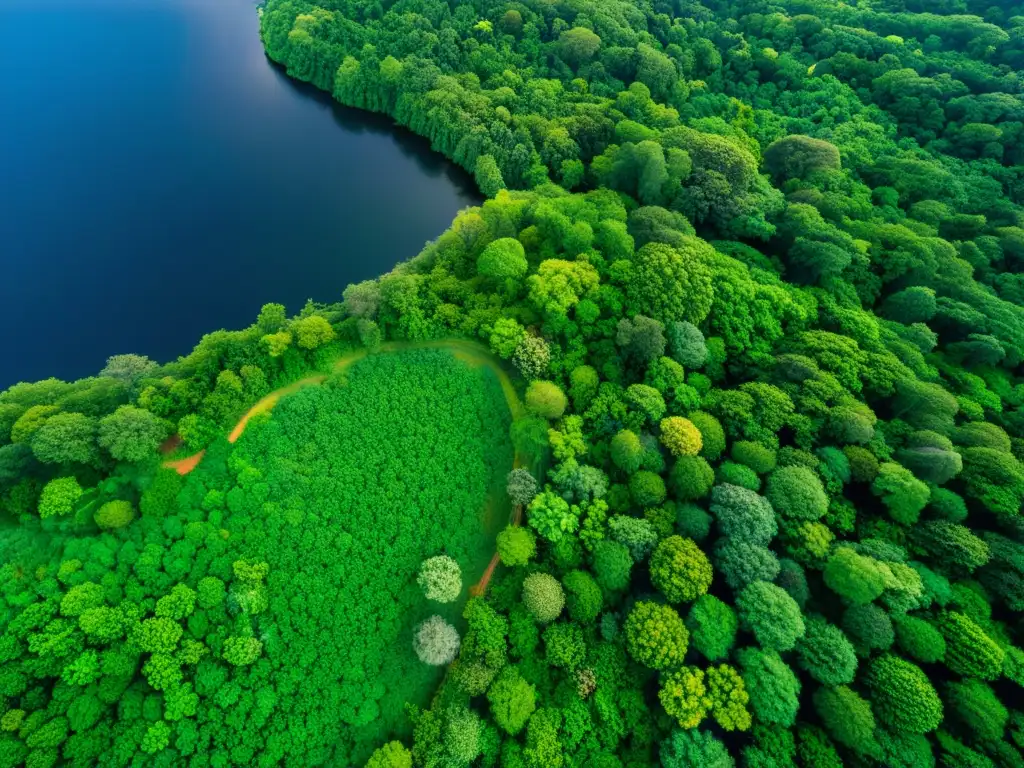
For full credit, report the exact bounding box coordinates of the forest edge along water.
[0,0,478,389]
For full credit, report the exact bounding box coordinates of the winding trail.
[162,339,527,595]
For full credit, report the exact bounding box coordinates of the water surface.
[0,0,478,389]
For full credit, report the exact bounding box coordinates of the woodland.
[4,0,1024,766]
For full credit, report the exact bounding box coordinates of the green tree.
[38,476,83,519]
[98,405,168,462]
[650,536,712,603]
[625,601,689,670]
[522,573,565,623]
[865,655,943,734]
[736,581,805,652]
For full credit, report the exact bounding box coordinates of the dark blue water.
[0,0,478,389]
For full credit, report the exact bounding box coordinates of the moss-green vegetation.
[5,0,1024,763]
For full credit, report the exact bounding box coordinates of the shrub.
[844,445,880,482]
[675,503,711,541]
[38,477,83,519]
[562,570,602,623]
[487,667,535,735]
[607,515,657,561]
[660,417,702,457]
[591,540,633,593]
[777,558,810,608]
[865,655,943,734]
[872,462,930,525]
[650,536,713,603]
[944,678,1008,744]
[894,614,946,663]
[875,730,936,768]
[365,741,412,768]
[936,612,1004,680]
[525,381,568,419]
[813,685,879,757]
[658,667,710,729]
[413,616,460,665]
[737,647,800,727]
[731,440,777,474]
[507,469,540,506]
[685,594,737,662]
[714,461,760,490]
[765,465,828,520]
[543,623,586,669]
[659,727,733,768]
[927,487,968,522]
[496,526,536,566]
[706,664,751,732]
[842,604,894,656]
[93,500,134,530]
[795,726,843,768]
[736,581,805,652]
[417,556,462,603]
[710,483,777,546]
[630,470,667,507]
[666,321,708,368]
[478,237,528,281]
[522,573,565,623]
[823,547,888,604]
[624,601,688,670]
[682,411,723,460]
[527,490,580,543]
[913,521,990,573]
[713,539,780,591]
[669,456,715,501]
[795,615,858,686]
[610,430,643,474]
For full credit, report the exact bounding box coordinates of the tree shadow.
[265,61,481,201]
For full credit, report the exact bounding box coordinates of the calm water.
[0,0,478,389]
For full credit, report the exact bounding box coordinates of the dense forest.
[4,0,1024,765]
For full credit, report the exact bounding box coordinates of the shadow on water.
[266,61,482,202]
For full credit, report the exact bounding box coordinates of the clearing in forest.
[184,347,514,764]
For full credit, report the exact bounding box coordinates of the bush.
[507,469,540,506]
[413,616,460,665]
[795,726,843,768]
[844,445,880,483]
[38,477,83,519]
[667,321,708,369]
[659,727,733,768]
[675,503,711,541]
[650,536,713,603]
[795,615,858,686]
[710,483,777,546]
[706,664,751,732]
[93,500,134,530]
[731,441,777,474]
[660,417,702,457]
[562,570,602,623]
[777,558,810,608]
[842,604,894,656]
[610,430,644,474]
[630,470,667,507]
[522,573,565,623]
[936,612,1004,680]
[865,655,943,734]
[591,540,633,593]
[765,465,828,521]
[736,581,805,652]
[944,678,1008,744]
[822,547,888,605]
[543,622,586,669]
[713,539,780,591]
[608,515,658,561]
[624,601,689,671]
[487,667,536,735]
[872,462,930,525]
[913,521,990,573]
[658,667,710,729]
[417,556,462,603]
[714,461,760,491]
[670,456,715,501]
[525,381,568,419]
[894,614,946,663]
[927,487,968,522]
[685,595,737,662]
[813,685,879,758]
[687,411,725,461]
[496,526,536,566]
[365,741,413,768]
[737,647,800,727]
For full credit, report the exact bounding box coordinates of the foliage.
[418,556,463,604]
[865,655,943,734]
[650,536,713,603]
[736,581,805,652]
[686,595,737,662]
[522,574,565,624]
[625,601,688,671]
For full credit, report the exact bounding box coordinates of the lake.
[0,0,479,390]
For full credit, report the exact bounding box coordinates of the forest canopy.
[4,0,1024,765]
